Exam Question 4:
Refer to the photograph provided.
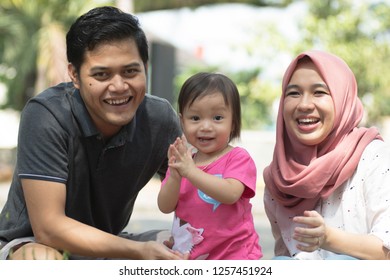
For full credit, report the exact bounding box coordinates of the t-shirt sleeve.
[17,101,69,183]
[223,147,257,198]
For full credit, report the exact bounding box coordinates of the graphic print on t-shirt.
[197,174,222,211]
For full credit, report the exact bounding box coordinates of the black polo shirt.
[0,82,181,241]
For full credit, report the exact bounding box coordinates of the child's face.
[180,92,233,156]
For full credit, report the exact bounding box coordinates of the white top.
[264,139,390,259]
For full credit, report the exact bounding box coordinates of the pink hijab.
[263,50,382,215]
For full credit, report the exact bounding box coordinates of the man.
[0,6,184,260]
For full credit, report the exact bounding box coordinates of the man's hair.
[66,6,148,73]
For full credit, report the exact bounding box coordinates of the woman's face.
[283,60,335,146]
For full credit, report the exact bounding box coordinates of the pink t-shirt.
[162,147,262,260]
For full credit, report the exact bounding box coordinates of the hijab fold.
[263,50,381,215]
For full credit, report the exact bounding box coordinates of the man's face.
[69,38,147,138]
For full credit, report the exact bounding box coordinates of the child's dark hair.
[178,72,241,141]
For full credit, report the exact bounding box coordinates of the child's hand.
[173,135,189,155]
[169,135,195,178]
[168,144,181,181]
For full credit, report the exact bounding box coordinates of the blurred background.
[1,0,390,259]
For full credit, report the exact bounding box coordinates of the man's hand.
[141,241,189,260]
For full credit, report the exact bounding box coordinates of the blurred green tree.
[0,0,293,129]
[295,0,390,125]
[4,0,389,130]
[133,0,293,13]
[0,0,111,110]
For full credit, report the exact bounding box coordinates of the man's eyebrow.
[123,62,143,68]
[90,66,107,72]
[90,62,142,71]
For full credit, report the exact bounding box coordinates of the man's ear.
[68,63,80,89]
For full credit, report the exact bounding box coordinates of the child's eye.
[190,116,200,121]
[214,116,223,121]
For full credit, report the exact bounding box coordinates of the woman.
[263,50,390,260]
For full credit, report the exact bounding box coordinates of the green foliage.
[2,0,390,128]
[133,0,294,13]
[171,0,390,129]
[296,0,390,125]
[0,0,113,110]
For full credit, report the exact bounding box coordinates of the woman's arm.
[293,210,390,260]
[323,226,389,260]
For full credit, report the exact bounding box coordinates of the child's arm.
[158,142,182,214]
[184,167,244,204]
[171,136,245,204]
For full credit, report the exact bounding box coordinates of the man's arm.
[22,179,185,259]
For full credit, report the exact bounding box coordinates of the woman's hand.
[292,210,326,252]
